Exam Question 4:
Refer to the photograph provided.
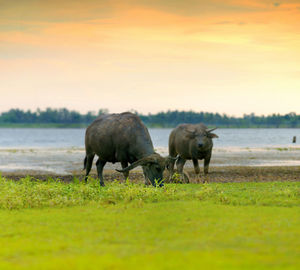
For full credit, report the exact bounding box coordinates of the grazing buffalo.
[168,123,218,182]
[84,112,171,186]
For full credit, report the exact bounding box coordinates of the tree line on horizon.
[0,108,299,128]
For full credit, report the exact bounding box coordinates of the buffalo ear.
[208,133,218,139]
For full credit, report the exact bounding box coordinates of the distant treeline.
[0,108,299,128]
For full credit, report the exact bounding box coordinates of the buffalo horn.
[207,127,218,133]
[166,155,178,161]
[116,159,145,173]
[116,154,160,173]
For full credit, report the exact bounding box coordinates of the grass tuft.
[0,176,299,210]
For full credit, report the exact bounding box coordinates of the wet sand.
[0,146,299,182]
[1,146,300,174]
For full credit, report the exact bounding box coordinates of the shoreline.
[1,166,300,183]
[1,124,300,129]
[1,146,300,175]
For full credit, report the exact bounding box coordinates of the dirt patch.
[1,166,299,183]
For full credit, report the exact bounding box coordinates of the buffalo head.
[116,153,176,187]
[185,126,219,149]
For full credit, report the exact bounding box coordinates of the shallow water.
[0,128,299,149]
[0,128,299,174]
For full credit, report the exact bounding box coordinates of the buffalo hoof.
[194,168,200,175]
[181,172,190,183]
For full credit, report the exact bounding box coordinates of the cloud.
[1,0,290,25]
[0,0,114,22]
[131,0,264,16]
[214,21,233,25]
[1,0,300,115]
[214,21,247,26]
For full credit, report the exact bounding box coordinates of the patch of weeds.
[195,184,216,200]
[0,178,299,210]
[73,176,80,184]
[170,172,183,183]
[169,172,189,184]
[276,148,289,151]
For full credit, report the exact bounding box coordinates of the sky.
[0,0,300,116]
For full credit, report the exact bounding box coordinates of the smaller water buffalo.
[168,123,218,182]
[84,112,171,186]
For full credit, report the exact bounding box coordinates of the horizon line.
[0,107,299,118]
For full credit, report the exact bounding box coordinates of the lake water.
[0,128,299,173]
[0,128,299,149]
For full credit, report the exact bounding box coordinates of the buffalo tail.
[83,156,87,171]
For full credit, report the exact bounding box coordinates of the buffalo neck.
[134,136,155,160]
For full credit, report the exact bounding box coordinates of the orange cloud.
[0,0,299,115]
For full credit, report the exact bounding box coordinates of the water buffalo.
[84,112,170,186]
[168,123,218,182]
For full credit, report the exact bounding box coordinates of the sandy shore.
[0,146,299,182]
[1,146,300,173]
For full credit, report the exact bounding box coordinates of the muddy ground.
[2,166,299,183]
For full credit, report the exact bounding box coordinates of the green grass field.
[0,176,299,269]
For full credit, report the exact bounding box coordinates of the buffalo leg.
[204,155,211,175]
[176,156,188,183]
[142,167,151,186]
[96,159,106,186]
[85,154,95,182]
[167,158,176,181]
[168,142,177,181]
[192,158,200,174]
[121,161,129,179]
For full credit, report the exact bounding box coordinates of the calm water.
[1,128,299,173]
[0,128,299,149]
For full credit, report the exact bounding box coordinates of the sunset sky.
[1,0,299,116]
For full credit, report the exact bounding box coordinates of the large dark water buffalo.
[84,112,170,186]
[168,123,218,182]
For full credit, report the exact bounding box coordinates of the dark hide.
[84,112,169,186]
[168,123,218,182]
